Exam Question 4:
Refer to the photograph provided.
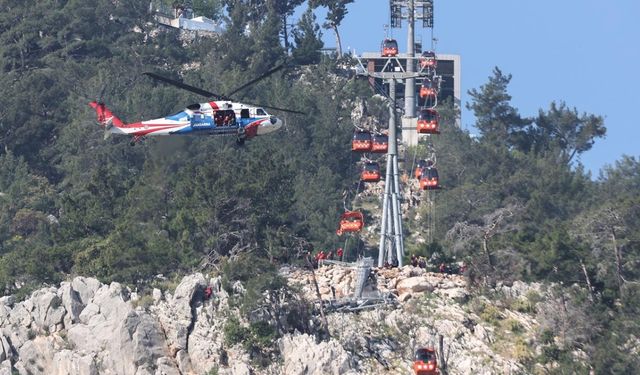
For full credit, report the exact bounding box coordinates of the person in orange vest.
[439,263,446,273]
[204,286,213,300]
[336,247,344,260]
[318,250,326,260]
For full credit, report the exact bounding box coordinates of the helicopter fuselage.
[92,100,282,142]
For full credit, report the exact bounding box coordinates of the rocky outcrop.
[0,278,184,375]
[0,266,586,374]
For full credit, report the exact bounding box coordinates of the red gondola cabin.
[413,348,439,375]
[371,133,389,153]
[419,167,440,190]
[419,51,437,69]
[420,80,437,99]
[336,211,364,235]
[381,38,399,57]
[352,130,373,152]
[417,109,440,134]
[361,162,381,182]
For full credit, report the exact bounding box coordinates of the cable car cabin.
[413,348,439,375]
[417,109,440,134]
[352,130,373,152]
[361,162,381,182]
[420,80,437,99]
[336,211,364,235]
[414,159,428,179]
[419,51,437,69]
[381,38,399,57]
[419,167,440,190]
[371,133,389,153]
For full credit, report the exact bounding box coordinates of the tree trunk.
[438,335,448,374]
[611,228,625,296]
[482,236,493,269]
[332,23,342,57]
[282,14,289,52]
[305,254,330,337]
[580,259,595,303]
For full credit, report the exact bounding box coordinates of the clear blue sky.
[312,0,639,175]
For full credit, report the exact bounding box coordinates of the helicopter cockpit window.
[255,108,267,116]
[187,103,201,111]
[240,108,250,118]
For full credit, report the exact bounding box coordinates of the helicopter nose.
[257,116,282,135]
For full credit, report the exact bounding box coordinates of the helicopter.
[88,64,304,145]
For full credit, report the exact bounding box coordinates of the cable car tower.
[353,57,429,268]
[390,0,434,118]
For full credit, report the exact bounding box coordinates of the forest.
[0,0,638,372]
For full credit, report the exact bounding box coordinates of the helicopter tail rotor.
[89,101,125,129]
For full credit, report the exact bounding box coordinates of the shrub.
[223,317,250,347]
[480,304,503,326]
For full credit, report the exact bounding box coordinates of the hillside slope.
[0,267,590,375]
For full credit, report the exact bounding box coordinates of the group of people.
[314,247,344,262]
[410,254,428,268]
[410,254,468,275]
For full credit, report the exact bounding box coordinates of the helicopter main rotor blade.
[257,103,306,115]
[144,69,306,114]
[226,63,286,97]
[143,72,226,100]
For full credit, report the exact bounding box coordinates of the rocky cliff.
[0,265,585,374]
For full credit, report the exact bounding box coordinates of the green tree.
[466,67,531,149]
[291,8,324,65]
[309,0,354,57]
[531,102,606,165]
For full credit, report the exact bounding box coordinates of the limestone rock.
[155,273,206,356]
[279,334,350,375]
[71,277,102,305]
[51,350,98,375]
[18,337,55,374]
[58,283,84,326]
[396,276,434,295]
[0,360,12,375]
[152,288,162,304]
[31,289,65,331]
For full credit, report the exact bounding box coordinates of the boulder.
[0,296,15,308]
[155,357,182,375]
[18,337,55,375]
[58,283,84,326]
[51,350,98,375]
[91,283,130,321]
[8,303,32,328]
[71,277,102,305]
[155,273,206,354]
[279,334,350,375]
[152,289,162,304]
[31,290,65,331]
[78,303,100,324]
[0,335,13,363]
[396,276,434,296]
[0,360,12,375]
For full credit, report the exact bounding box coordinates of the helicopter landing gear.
[129,135,145,146]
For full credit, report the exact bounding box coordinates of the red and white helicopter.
[89,65,303,145]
